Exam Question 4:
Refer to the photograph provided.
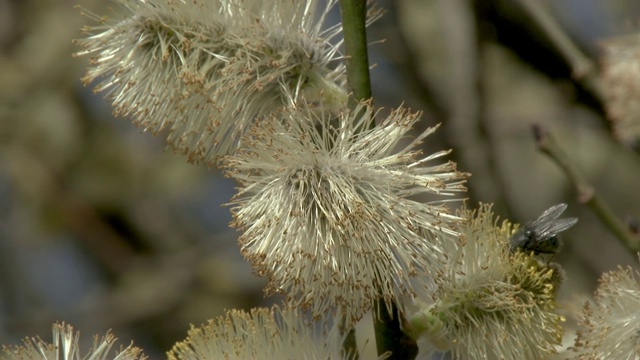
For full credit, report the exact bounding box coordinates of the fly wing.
[511,203,578,254]
[526,203,568,229]
[534,217,578,240]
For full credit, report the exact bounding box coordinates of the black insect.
[510,203,578,255]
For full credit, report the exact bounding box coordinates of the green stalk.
[338,1,418,358]
[339,0,372,105]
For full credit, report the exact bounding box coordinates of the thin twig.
[517,0,605,102]
[532,124,639,254]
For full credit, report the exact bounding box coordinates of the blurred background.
[1,0,640,357]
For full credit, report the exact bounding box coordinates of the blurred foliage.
[1,0,640,356]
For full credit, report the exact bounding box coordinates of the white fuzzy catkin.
[168,306,355,360]
[1,323,145,360]
[75,0,359,165]
[411,205,564,360]
[573,265,640,359]
[601,34,640,147]
[224,102,467,323]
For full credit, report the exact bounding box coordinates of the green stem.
[338,0,372,106]
[339,1,417,358]
[375,301,419,359]
[337,1,370,357]
[340,315,359,360]
[532,124,639,254]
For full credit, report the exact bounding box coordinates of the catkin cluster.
[75,0,468,328]
[1,0,594,359]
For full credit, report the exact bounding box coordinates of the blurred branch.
[517,0,605,103]
[436,0,512,217]
[385,2,447,120]
[56,191,137,273]
[532,124,640,254]
[12,149,138,275]
[387,1,513,217]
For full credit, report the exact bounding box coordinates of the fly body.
[510,203,578,255]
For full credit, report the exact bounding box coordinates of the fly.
[510,203,578,255]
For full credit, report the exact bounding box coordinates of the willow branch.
[532,124,639,254]
[339,1,417,358]
[517,0,605,103]
[339,0,372,106]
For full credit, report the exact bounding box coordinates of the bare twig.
[532,124,639,254]
[517,0,605,102]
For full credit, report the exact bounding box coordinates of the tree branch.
[532,124,639,254]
